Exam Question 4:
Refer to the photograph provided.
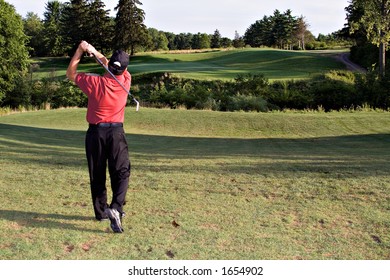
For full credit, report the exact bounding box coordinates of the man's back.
[75,71,131,124]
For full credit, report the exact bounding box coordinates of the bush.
[226,95,269,112]
[4,69,390,112]
[309,71,358,111]
[268,80,312,110]
[234,73,269,96]
[2,73,32,108]
[355,71,390,109]
[50,81,87,109]
[2,74,87,109]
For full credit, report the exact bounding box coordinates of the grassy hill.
[1,108,389,260]
[32,48,347,82]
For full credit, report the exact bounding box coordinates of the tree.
[43,1,65,56]
[220,37,233,48]
[0,0,29,103]
[271,9,296,49]
[233,31,245,48]
[344,1,376,67]
[147,28,169,51]
[244,15,273,47]
[199,33,211,49]
[114,0,148,55]
[164,32,177,50]
[192,33,210,49]
[60,0,114,55]
[211,29,222,48]
[23,12,45,57]
[350,0,390,76]
[61,0,91,54]
[245,10,305,49]
[88,0,114,53]
[174,33,193,50]
[294,16,309,50]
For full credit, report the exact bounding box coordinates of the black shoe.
[105,208,124,233]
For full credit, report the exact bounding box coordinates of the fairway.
[130,49,346,81]
[1,108,389,260]
[32,49,347,81]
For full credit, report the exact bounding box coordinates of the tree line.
[22,0,348,58]
[23,0,238,57]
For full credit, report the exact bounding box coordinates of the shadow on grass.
[1,123,390,178]
[0,209,101,233]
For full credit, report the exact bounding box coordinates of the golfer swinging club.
[67,41,131,233]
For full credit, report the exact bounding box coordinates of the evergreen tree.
[61,0,114,55]
[87,0,113,54]
[244,10,309,50]
[211,29,222,48]
[61,0,91,54]
[244,15,272,47]
[0,0,29,103]
[271,9,296,49]
[114,0,147,55]
[43,1,64,56]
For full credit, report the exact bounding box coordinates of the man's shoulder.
[78,73,101,78]
[123,70,131,83]
[76,72,102,83]
[75,73,103,89]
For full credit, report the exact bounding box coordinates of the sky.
[6,0,350,38]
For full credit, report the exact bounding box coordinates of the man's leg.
[107,127,131,215]
[85,127,109,220]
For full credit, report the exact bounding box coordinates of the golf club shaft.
[92,53,140,112]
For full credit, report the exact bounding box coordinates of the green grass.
[32,48,347,82]
[1,108,389,260]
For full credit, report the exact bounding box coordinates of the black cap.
[108,50,129,75]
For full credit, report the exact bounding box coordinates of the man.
[66,41,131,233]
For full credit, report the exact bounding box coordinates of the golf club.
[91,53,140,112]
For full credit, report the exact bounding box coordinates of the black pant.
[85,125,131,220]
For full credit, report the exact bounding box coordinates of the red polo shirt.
[75,70,131,124]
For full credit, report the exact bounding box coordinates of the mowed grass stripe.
[2,108,390,138]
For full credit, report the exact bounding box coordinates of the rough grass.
[0,108,389,260]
